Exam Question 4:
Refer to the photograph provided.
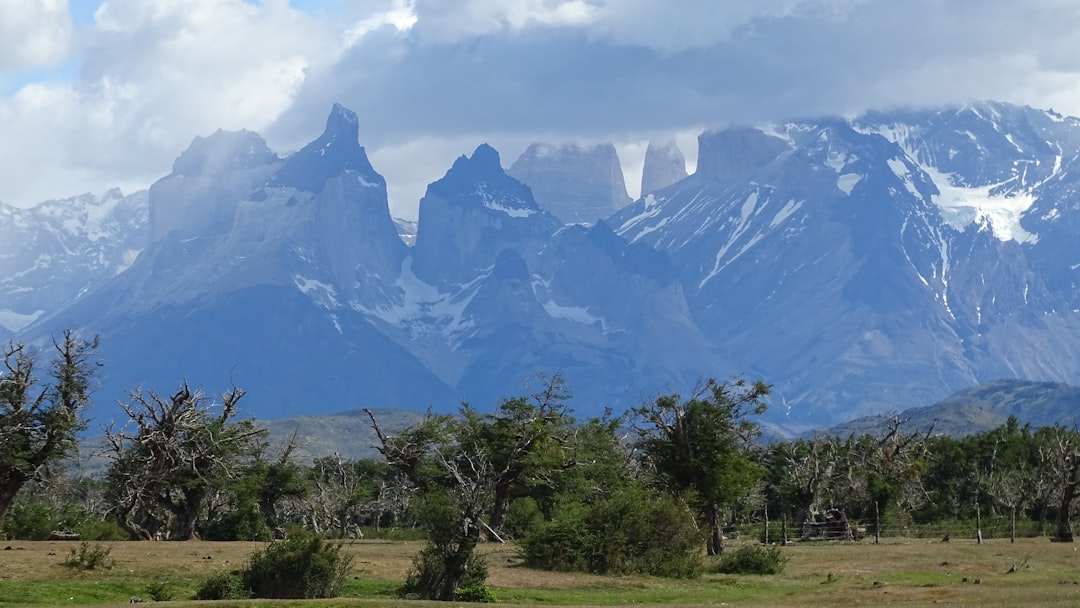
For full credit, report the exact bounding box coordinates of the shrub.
[521,486,704,578]
[195,572,250,600]
[456,584,498,603]
[502,497,544,539]
[144,581,173,602]
[400,544,489,600]
[62,542,114,570]
[3,500,56,540]
[713,544,789,575]
[240,530,352,599]
[76,519,130,541]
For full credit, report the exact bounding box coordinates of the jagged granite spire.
[266,103,382,193]
[425,144,535,209]
[412,144,561,286]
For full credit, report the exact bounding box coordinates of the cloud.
[4,0,1080,219]
[0,0,341,205]
[0,0,72,70]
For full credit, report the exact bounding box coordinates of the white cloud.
[0,0,344,205]
[4,0,1080,217]
[411,0,600,42]
[0,0,72,70]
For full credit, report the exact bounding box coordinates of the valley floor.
[1,536,1079,606]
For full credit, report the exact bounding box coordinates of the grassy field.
[3,536,1080,607]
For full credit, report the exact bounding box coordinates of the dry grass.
[3,536,1080,606]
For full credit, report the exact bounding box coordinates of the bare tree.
[104,383,263,540]
[363,373,574,600]
[0,331,98,524]
[1036,425,1080,542]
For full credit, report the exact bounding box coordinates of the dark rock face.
[265,103,381,193]
[411,144,561,287]
[640,140,688,195]
[508,142,631,224]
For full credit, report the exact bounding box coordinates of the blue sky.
[2,0,1080,218]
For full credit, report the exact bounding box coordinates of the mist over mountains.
[4,101,1080,433]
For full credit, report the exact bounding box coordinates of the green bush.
[456,584,498,603]
[203,504,272,541]
[521,486,704,578]
[713,544,789,575]
[62,542,114,570]
[76,519,130,541]
[194,572,250,600]
[2,500,57,540]
[240,530,352,599]
[400,544,489,599]
[144,581,173,602]
[502,497,544,539]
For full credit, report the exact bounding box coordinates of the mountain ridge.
[7,101,1080,433]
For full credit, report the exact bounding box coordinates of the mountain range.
[4,101,1080,433]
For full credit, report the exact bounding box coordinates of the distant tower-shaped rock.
[640,139,688,196]
[508,143,631,224]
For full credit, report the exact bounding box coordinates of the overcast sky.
[3,0,1080,219]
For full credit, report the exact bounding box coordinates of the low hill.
[821,379,1080,437]
[260,407,427,462]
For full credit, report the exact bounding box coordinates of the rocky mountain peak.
[423,144,537,211]
[266,103,381,193]
[412,144,560,286]
[695,127,791,182]
[171,129,277,178]
[507,142,631,224]
[641,139,688,195]
[425,143,518,198]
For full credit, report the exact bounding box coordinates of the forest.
[3,333,1079,601]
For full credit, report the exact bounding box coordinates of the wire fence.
[728,517,1052,544]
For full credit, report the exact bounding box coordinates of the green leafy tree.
[459,373,574,535]
[365,373,574,600]
[104,383,264,539]
[0,331,98,525]
[632,377,769,555]
[247,434,309,530]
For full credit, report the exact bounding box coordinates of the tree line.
[4,333,1080,600]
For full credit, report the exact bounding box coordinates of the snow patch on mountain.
[294,275,341,309]
[887,158,923,200]
[699,190,765,288]
[919,162,1038,243]
[542,299,607,330]
[357,258,478,343]
[770,199,804,227]
[866,122,1039,244]
[475,183,534,217]
[837,174,862,195]
[0,309,43,332]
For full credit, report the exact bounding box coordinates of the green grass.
[0,578,197,605]
[6,538,1080,607]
